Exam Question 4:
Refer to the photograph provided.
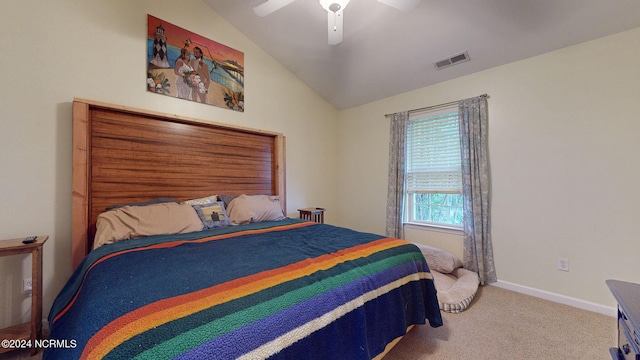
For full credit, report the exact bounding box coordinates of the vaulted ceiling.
[203,0,640,109]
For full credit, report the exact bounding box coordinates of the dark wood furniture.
[71,99,286,269]
[607,279,640,360]
[0,236,48,356]
[298,207,325,223]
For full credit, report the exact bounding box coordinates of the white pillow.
[181,194,219,206]
[226,194,285,225]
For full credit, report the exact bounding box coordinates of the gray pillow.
[105,197,179,211]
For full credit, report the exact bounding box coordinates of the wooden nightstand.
[298,208,325,223]
[0,236,48,356]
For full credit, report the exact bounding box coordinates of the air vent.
[433,51,470,70]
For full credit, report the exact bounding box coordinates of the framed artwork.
[147,15,245,112]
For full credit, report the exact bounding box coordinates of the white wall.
[337,27,640,308]
[0,0,339,328]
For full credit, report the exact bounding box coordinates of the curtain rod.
[384,93,489,117]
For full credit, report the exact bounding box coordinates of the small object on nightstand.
[0,235,48,356]
[298,207,325,223]
[22,236,37,244]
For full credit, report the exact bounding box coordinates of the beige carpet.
[384,285,616,360]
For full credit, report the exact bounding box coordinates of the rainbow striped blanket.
[45,219,442,359]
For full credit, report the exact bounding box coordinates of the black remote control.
[22,236,37,244]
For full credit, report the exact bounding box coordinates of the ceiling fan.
[253,0,421,45]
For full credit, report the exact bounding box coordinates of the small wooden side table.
[298,208,325,223]
[0,236,48,356]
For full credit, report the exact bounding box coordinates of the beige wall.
[0,0,339,328]
[337,27,640,308]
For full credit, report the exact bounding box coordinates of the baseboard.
[491,280,617,317]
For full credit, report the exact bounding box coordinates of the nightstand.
[607,279,640,360]
[298,208,325,223]
[0,236,48,356]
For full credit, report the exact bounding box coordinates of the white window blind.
[406,109,461,193]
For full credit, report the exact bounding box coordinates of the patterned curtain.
[385,111,409,239]
[458,96,496,285]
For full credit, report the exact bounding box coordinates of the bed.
[44,99,442,359]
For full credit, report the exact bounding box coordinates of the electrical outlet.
[558,258,569,272]
[23,278,32,295]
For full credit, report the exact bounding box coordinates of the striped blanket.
[45,219,442,359]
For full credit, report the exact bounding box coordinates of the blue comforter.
[45,219,442,359]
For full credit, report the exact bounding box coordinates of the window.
[405,107,463,228]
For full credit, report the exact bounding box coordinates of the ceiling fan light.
[319,0,350,12]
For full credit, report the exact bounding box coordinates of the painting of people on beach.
[147,14,244,112]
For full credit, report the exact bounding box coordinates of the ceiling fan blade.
[327,8,344,45]
[253,0,297,17]
[377,0,421,12]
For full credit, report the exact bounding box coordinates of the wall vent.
[433,51,470,70]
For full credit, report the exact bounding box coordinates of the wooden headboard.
[72,99,286,269]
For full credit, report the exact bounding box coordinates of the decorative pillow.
[192,201,231,229]
[106,197,179,211]
[93,202,203,249]
[226,194,286,225]
[413,243,463,274]
[182,194,219,206]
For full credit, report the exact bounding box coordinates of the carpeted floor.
[384,285,616,360]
